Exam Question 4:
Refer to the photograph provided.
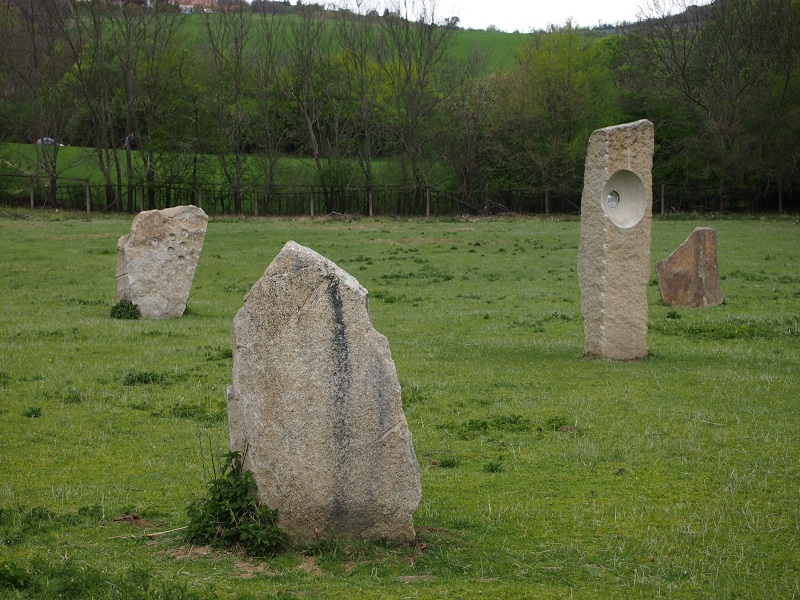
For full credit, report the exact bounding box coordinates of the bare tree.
[626,0,800,209]
[133,7,187,210]
[54,0,127,210]
[336,0,386,215]
[201,7,255,215]
[104,2,186,211]
[253,8,286,208]
[380,0,456,208]
[437,48,493,211]
[0,0,76,205]
[285,5,349,211]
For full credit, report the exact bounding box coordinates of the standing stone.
[578,120,654,360]
[116,205,208,319]
[656,227,723,307]
[227,241,421,545]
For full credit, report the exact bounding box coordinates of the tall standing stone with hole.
[227,241,421,545]
[578,120,654,360]
[116,205,208,319]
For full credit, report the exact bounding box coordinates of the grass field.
[0,143,440,194]
[0,210,798,598]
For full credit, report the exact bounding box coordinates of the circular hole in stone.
[182,229,189,238]
[601,169,647,229]
[167,246,175,253]
[169,233,177,242]
[178,255,185,261]
[180,242,187,251]
[150,237,158,246]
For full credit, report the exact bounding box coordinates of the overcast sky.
[443,0,655,32]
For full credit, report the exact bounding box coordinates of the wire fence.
[1,174,797,216]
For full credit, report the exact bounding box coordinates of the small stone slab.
[116,205,208,319]
[656,227,723,307]
[227,241,421,545]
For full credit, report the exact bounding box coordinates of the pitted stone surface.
[116,205,208,319]
[656,227,723,307]
[227,241,421,545]
[578,120,654,360]
[116,206,207,319]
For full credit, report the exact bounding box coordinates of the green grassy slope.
[181,12,531,71]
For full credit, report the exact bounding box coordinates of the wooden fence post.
[310,190,315,217]
[425,188,431,218]
[254,188,258,217]
[30,177,34,209]
[85,181,91,213]
[198,187,203,210]
[661,182,666,215]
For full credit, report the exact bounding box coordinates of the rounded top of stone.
[279,241,366,297]
[597,119,654,135]
[138,205,207,219]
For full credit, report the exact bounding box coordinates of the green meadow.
[0,142,440,199]
[0,210,798,598]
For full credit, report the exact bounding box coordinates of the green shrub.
[484,460,505,473]
[438,455,460,468]
[0,560,30,590]
[186,451,284,556]
[110,300,141,320]
[62,386,83,405]
[122,370,170,386]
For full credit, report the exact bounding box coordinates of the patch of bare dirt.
[343,560,358,574]
[162,545,278,579]
[112,513,152,528]
[297,555,325,576]
[162,545,221,560]
[234,561,276,578]
[417,526,456,540]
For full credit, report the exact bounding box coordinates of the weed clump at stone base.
[110,299,141,320]
[186,451,284,556]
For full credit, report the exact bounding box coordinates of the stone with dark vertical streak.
[656,227,723,307]
[227,241,421,545]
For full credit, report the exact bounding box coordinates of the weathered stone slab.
[578,120,654,360]
[656,227,723,307]
[227,241,421,545]
[116,205,208,319]
[116,206,208,319]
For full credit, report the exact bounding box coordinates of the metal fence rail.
[1,175,797,216]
